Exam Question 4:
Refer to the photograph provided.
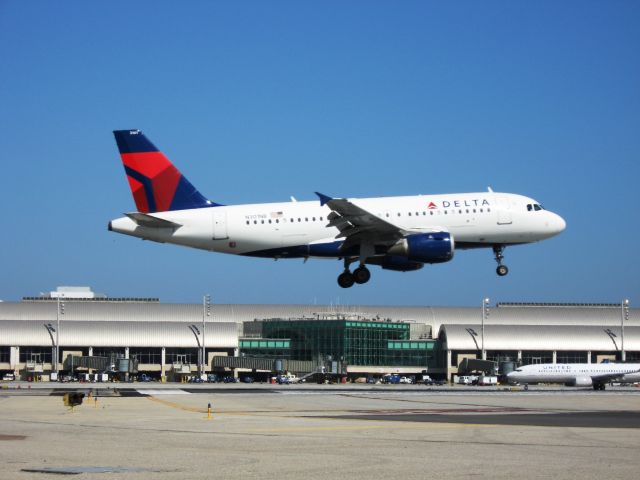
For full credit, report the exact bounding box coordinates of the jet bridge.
[457,358,497,375]
[64,355,138,374]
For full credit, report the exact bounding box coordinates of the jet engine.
[386,232,454,264]
[372,255,424,272]
[567,376,593,387]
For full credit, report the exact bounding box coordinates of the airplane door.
[496,196,512,225]
[212,210,228,239]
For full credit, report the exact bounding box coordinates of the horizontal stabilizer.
[125,212,182,229]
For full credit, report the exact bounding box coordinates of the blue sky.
[1,1,638,306]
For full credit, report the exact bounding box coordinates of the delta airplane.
[108,129,566,288]
[507,363,640,390]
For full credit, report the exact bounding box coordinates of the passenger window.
[408,212,412,216]
[268,219,272,224]
[253,220,257,224]
[261,220,264,224]
[246,221,249,225]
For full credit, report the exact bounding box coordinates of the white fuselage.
[109,191,565,258]
[507,363,640,386]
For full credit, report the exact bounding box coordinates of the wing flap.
[316,192,404,242]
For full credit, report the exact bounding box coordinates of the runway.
[330,410,640,428]
[2,383,640,479]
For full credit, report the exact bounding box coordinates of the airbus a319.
[108,130,566,287]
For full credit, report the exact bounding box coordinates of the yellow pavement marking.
[145,396,505,430]
[146,396,207,413]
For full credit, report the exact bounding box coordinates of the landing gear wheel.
[496,265,509,277]
[493,246,509,276]
[337,271,355,288]
[353,266,371,284]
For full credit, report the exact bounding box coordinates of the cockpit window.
[527,203,545,212]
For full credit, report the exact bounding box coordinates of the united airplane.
[108,130,566,288]
[507,362,640,390]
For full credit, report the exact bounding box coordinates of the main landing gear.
[493,245,509,277]
[337,259,371,288]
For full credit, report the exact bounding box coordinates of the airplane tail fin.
[113,129,218,213]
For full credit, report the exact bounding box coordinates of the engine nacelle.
[567,376,593,387]
[387,232,454,264]
[376,256,424,272]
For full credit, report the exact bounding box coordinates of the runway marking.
[138,389,190,395]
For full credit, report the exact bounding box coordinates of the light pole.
[55,298,64,376]
[481,298,490,361]
[44,323,56,377]
[188,324,201,376]
[622,299,630,362]
[203,294,211,379]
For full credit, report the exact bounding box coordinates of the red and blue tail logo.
[113,130,218,213]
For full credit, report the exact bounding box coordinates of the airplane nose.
[546,212,566,235]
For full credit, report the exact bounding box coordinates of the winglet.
[315,192,333,206]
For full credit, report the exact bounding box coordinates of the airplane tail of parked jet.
[113,130,217,213]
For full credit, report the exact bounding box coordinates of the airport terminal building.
[0,288,637,382]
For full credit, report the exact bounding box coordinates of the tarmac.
[2,382,640,479]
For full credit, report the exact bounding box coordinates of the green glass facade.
[238,339,291,358]
[243,319,436,367]
[386,340,435,366]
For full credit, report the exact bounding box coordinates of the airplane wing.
[591,368,640,383]
[125,212,182,229]
[315,192,405,250]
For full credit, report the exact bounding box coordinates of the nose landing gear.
[493,245,509,276]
